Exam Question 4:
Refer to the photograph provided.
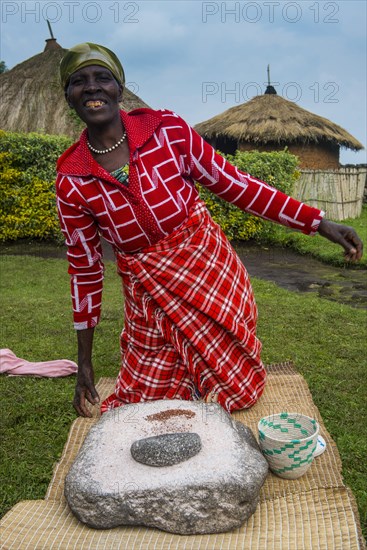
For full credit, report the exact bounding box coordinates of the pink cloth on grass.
[0,349,78,377]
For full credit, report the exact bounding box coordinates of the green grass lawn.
[0,255,366,537]
[258,204,367,267]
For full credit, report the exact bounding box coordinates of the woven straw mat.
[0,362,365,549]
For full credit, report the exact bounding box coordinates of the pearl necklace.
[87,130,127,155]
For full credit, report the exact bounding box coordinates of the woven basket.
[258,412,319,480]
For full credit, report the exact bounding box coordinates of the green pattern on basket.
[260,438,314,457]
[259,415,317,438]
[273,446,317,473]
[259,413,318,475]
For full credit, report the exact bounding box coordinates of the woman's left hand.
[317,218,363,262]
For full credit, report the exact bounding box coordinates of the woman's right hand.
[75,327,99,417]
[74,362,100,417]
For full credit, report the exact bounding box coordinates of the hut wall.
[238,141,340,170]
[293,166,367,220]
[289,143,340,170]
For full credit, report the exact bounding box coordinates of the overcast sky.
[1,0,366,164]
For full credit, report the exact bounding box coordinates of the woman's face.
[66,65,123,127]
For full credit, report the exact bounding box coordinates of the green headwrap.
[60,42,125,89]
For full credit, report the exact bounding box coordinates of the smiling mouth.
[85,100,106,109]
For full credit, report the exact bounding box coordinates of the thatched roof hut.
[194,88,364,169]
[0,38,150,140]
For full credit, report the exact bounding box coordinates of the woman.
[57,43,363,418]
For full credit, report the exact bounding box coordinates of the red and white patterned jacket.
[56,108,324,329]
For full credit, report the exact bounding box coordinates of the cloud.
[1,0,365,163]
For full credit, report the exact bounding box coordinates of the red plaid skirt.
[101,201,266,413]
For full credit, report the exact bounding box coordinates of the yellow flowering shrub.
[0,130,72,181]
[0,131,74,243]
[0,130,299,244]
[0,151,63,242]
[198,186,264,241]
[198,149,299,241]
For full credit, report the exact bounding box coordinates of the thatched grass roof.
[0,42,149,140]
[194,94,363,151]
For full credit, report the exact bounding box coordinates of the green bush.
[0,130,299,244]
[0,129,72,182]
[0,152,61,242]
[198,149,299,241]
[0,130,73,243]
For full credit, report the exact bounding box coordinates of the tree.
[0,61,8,74]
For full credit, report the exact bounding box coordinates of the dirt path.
[235,243,367,309]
